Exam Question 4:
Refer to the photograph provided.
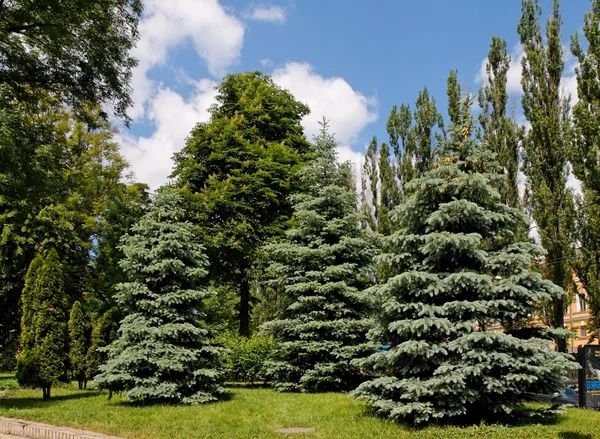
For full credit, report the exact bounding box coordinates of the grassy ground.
[0,374,599,439]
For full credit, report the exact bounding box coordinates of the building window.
[577,293,588,312]
[580,326,587,338]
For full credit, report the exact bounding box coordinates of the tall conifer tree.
[17,249,69,400]
[68,301,90,389]
[352,104,576,424]
[94,191,225,404]
[265,120,376,392]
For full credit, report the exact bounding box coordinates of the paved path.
[0,434,26,438]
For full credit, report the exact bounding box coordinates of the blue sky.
[119,0,590,189]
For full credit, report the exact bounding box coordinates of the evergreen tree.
[94,190,225,404]
[17,249,69,400]
[172,71,311,337]
[570,0,600,341]
[352,105,576,424]
[68,301,90,389]
[478,37,522,209]
[264,120,376,392]
[518,0,575,350]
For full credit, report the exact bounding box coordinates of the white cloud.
[129,0,244,119]
[120,79,218,189]
[271,62,378,145]
[271,62,378,187]
[246,5,287,23]
[260,58,273,68]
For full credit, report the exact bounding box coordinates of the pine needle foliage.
[352,104,577,425]
[94,190,226,405]
[264,119,376,392]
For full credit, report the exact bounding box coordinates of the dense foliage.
[173,71,312,337]
[0,0,142,122]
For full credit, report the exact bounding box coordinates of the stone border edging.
[0,417,123,439]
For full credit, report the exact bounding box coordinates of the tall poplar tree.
[387,103,415,196]
[570,0,600,340]
[352,107,576,424]
[413,87,445,178]
[265,121,376,392]
[478,37,522,209]
[172,72,311,337]
[518,0,575,350]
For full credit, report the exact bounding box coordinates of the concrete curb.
[0,417,123,439]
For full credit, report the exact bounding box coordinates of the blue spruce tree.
[94,190,225,404]
[352,100,577,424]
[264,119,376,392]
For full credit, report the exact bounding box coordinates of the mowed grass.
[0,375,599,439]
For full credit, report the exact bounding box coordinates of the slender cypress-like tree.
[17,249,69,400]
[68,301,89,389]
[94,190,225,404]
[264,120,376,392]
[518,0,575,350]
[352,104,576,424]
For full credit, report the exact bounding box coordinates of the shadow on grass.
[107,389,236,407]
[357,402,565,430]
[0,391,101,410]
[558,433,594,439]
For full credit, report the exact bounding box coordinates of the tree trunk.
[78,380,83,390]
[238,274,251,338]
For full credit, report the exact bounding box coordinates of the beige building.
[565,278,593,354]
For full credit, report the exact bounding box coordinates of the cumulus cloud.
[120,79,218,189]
[271,62,378,185]
[129,0,244,119]
[271,62,378,145]
[245,5,287,23]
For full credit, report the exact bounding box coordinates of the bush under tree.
[264,120,376,392]
[94,190,226,404]
[352,106,578,424]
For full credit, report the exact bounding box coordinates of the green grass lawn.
[0,374,599,439]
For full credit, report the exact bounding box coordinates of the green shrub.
[220,332,274,384]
